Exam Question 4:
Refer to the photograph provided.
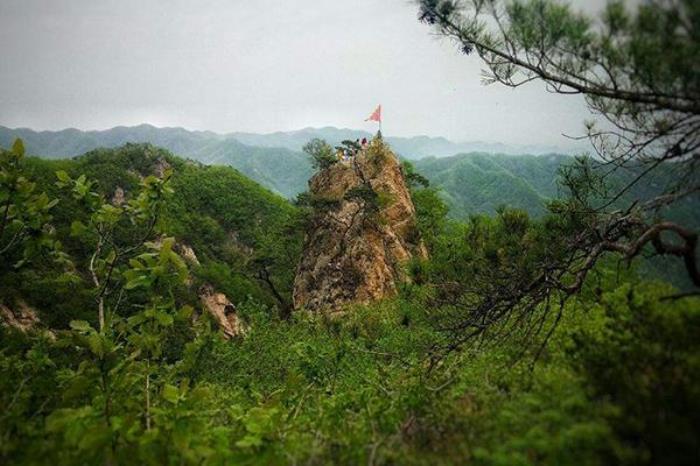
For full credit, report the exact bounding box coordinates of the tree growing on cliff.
[415,0,699,352]
[303,138,337,170]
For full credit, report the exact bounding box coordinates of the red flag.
[365,105,381,122]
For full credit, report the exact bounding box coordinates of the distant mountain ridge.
[1,123,583,162]
[0,123,583,199]
[0,124,312,198]
[227,126,584,158]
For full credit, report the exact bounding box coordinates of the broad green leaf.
[55,170,71,183]
[177,305,194,320]
[70,220,87,237]
[162,384,179,403]
[235,434,263,448]
[155,311,174,327]
[87,334,104,358]
[69,320,92,332]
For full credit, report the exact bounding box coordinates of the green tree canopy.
[303,138,337,171]
[415,0,700,348]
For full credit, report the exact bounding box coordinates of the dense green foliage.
[0,139,67,274]
[412,152,699,290]
[2,0,698,462]
[5,125,697,234]
[415,0,700,327]
[414,153,565,218]
[3,124,550,198]
[3,143,304,328]
[414,152,700,222]
[1,139,698,465]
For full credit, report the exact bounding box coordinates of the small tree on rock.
[303,138,337,171]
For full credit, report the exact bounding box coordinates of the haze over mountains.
[0,123,585,202]
[226,126,583,157]
[0,123,582,160]
[0,124,313,198]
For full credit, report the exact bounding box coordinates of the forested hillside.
[0,125,578,201]
[185,138,312,199]
[414,153,567,217]
[0,124,577,163]
[229,126,578,157]
[0,125,312,199]
[414,153,700,224]
[4,126,696,292]
[413,152,700,290]
[5,143,304,329]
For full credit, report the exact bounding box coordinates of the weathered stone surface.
[175,242,200,266]
[198,284,246,338]
[0,300,55,339]
[293,139,427,312]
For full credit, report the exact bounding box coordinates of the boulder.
[198,284,246,338]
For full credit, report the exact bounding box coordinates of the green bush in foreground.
[2,281,698,465]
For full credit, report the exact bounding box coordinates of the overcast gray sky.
[0,0,611,146]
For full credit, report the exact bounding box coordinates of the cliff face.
[293,139,427,312]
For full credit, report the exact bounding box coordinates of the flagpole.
[365,104,382,137]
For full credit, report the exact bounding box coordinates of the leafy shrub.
[566,283,700,465]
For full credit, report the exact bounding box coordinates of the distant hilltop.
[0,123,586,161]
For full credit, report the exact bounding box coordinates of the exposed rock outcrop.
[153,156,172,179]
[0,300,55,339]
[149,239,242,337]
[198,284,246,338]
[175,242,200,267]
[293,139,427,312]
